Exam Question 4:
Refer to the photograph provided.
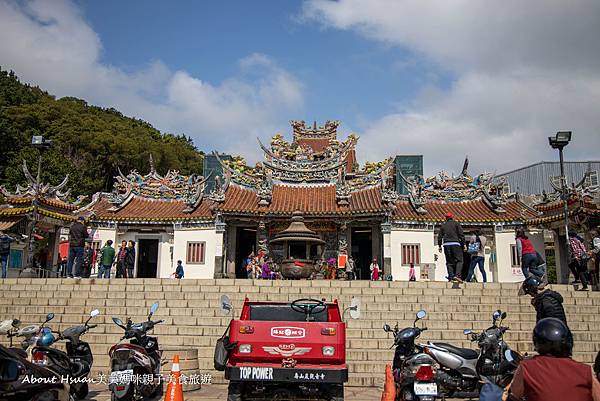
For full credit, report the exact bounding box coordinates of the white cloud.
[304,0,600,175]
[0,0,304,161]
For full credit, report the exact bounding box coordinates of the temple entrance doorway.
[235,227,256,278]
[351,227,372,280]
[137,239,159,278]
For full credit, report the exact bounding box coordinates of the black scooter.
[0,344,71,401]
[384,310,438,401]
[109,302,164,401]
[31,309,100,399]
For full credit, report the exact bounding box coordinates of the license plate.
[109,369,133,384]
[414,382,438,396]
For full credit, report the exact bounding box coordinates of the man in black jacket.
[67,216,88,278]
[437,212,465,282]
[520,276,567,325]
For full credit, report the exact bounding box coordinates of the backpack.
[214,321,237,371]
[0,238,10,255]
[468,235,482,254]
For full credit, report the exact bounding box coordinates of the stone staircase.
[1,278,599,387]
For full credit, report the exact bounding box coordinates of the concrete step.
[2,278,599,388]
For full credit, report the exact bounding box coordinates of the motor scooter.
[384,310,438,401]
[109,302,164,401]
[31,309,100,399]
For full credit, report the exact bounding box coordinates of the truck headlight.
[239,344,252,354]
[322,346,335,356]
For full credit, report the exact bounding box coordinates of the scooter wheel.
[75,383,89,399]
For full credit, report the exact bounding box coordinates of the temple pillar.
[553,228,569,284]
[214,214,226,278]
[381,219,392,278]
[225,224,237,278]
[258,220,268,255]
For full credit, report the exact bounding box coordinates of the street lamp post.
[548,131,572,283]
[27,135,53,270]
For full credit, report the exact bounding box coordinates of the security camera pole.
[548,131,572,283]
[27,135,53,271]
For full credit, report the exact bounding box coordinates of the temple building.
[0,161,83,274]
[75,120,543,282]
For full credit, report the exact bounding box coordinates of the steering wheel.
[291,299,327,320]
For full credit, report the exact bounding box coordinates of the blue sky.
[79,0,443,129]
[1,0,599,175]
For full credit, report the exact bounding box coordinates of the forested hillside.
[0,69,204,198]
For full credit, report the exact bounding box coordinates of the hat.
[445,212,454,219]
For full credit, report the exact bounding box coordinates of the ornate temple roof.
[0,160,82,225]
[216,184,387,217]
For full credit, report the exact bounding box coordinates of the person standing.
[125,240,136,279]
[408,263,417,282]
[590,229,600,287]
[67,216,88,278]
[79,242,94,279]
[116,240,127,278]
[466,230,487,282]
[345,256,355,281]
[98,240,115,279]
[0,232,15,279]
[437,212,465,282]
[370,258,380,281]
[516,228,537,278]
[569,232,589,291]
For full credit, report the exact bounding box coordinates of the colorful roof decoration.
[108,155,209,212]
[0,160,81,224]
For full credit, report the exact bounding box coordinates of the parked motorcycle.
[384,310,438,401]
[3,313,56,359]
[422,310,521,399]
[0,343,71,401]
[31,309,100,399]
[109,302,164,401]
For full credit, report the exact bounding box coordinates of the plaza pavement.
[87,383,468,400]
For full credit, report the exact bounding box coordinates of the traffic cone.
[164,354,184,401]
[381,364,395,401]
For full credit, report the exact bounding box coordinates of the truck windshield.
[249,304,329,322]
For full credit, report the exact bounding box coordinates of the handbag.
[468,236,482,254]
[214,320,237,371]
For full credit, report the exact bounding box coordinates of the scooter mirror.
[112,317,124,327]
[45,313,54,322]
[12,319,20,328]
[501,312,507,320]
[220,295,233,316]
[149,302,159,316]
[463,329,473,335]
[416,310,427,320]
[0,358,23,382]
[493,310,501,320]
[383,324,391,332]
[90,309,100,318]
[349,297,361,320]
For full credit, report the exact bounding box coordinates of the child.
[173,260,184,279]
[370,258,380,281]
[409,263,416,282]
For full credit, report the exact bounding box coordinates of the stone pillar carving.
[338,221,348,254]
[258,220,269,255]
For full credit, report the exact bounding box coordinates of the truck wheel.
[227,382,243,401]
[329,384,344,401]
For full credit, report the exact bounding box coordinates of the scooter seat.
[430,342,479,359]
[9,348,28,359]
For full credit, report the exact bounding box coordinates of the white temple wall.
[390,229,438,281]
[172,228,220,279]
